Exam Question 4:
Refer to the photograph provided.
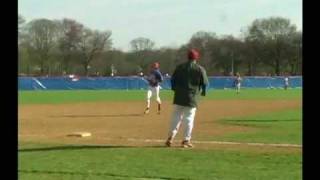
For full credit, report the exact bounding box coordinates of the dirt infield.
[19,100,301,147]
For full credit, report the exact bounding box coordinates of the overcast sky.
[18,0,302,51]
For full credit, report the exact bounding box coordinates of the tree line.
[18,15,302,77]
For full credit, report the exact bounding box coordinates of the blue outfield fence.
[18,76,302,90]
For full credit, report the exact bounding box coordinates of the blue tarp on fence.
[18,76,302,90]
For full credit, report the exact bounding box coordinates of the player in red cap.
[165,49,209,148]
[144,62,163,114]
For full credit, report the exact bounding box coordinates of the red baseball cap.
[152,62,160,69]
[188,49,200,60]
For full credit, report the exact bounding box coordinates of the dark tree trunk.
[275,58,280,76]
[84,64,89,76]
[40,60,44,75]
[83,59,90,76]
[27,64,30,75]
[248,62,253,76]
[62,55,71,74]
[290,61,296,75]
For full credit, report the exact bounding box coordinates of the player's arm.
[171,68,178,91]
[200,67,209,96]
[157,71,164,82]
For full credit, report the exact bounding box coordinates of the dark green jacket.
[171,60,209,107]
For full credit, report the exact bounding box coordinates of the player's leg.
[181,106,197,148]
[166,105,183,147]
[237,83,240,93]
[155,85,161,114]
[144,87,153,114]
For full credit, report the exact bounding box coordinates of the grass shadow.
[19,144,166,152]
[18,169,184,180]
[224,119,301,123]
[49,113,144,118]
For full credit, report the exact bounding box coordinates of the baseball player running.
[165,49,209,148]
[144,62,163,114]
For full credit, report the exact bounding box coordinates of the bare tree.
[17,15,303,77]
[129,37,156,71]
[246,17,298,75]
[286,31,302,75]
[58,18,84,74]
[242,38,263,75]
[77,28,112,76]
[18,15,26,33]
[18,15,27,46]
[25,18,59,75]
[189,31,216,49]
[188,31,217,73]
[130,37,155,52]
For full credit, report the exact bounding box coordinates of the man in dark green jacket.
[165,49,209,148]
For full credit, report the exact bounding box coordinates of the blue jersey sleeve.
[156,70,163,82]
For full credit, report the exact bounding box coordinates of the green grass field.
[215,109,302,145]
[19,145,301,180]
[18,89,302,180]
[19,88,302,104]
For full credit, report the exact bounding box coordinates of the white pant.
[236,83,241,90]
[168,105,197,141]
[146,85,161,108]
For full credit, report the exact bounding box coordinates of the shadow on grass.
[224,119,301,123]
[19,145,166,152]
[49,113,144,118]
[19,169,184,180]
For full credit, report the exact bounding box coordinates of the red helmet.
[152,62,160,69]
[188,49,200,60]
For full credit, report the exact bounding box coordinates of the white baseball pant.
[236,83,241,91]
[146,85,161,108]
[168,105,197,141]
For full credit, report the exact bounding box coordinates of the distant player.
[68,74,79,81]
[234,72,242,94]
[144,62,163,114]
[284,76,289,90]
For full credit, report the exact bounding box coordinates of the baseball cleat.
[144,108,150,114]
[165,137,173,147]
[165,140,172,147]
[181,140,193,148]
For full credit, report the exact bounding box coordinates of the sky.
[18,0,302,51]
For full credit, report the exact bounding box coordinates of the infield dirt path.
[19,99,301,147]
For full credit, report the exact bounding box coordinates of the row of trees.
[18,15,302,76]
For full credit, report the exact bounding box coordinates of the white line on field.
[126,138,302,148]
[19,134,302,148]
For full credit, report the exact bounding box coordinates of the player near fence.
[144,62,164,114]
[284,76,289,90]
[234,72,242,94]
[165,49,209,148]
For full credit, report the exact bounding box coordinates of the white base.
[67,132,91,137]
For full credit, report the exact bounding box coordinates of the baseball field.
[18,89,302,180]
